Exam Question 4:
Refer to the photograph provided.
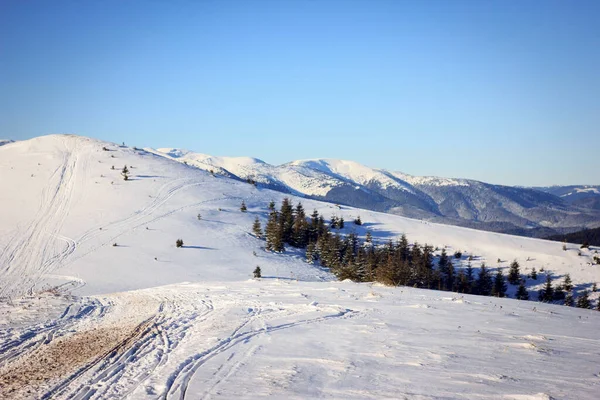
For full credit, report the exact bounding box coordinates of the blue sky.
[1,0,598,186]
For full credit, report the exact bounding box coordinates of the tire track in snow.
[41,294,215,400]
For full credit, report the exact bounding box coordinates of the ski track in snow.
[0,137,86,298]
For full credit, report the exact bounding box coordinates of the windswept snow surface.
[1,134,600,399]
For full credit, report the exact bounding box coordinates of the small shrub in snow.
[454,251,462,259]
[253,266,261,278]
[353,216,362,225]
[240,201,247,212]
[176,239,184,248]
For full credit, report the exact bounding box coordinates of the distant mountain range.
[535,185,600,211]
[147,148,600,238]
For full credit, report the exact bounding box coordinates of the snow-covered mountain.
[536,185,600,211]
[1,134,600,399]
[149,149,600,237]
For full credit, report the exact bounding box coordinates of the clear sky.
[1,0,598,186]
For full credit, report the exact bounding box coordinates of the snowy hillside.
[149,148,600,237]
[1,134,600,399]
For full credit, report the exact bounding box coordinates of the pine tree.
[438,248,449,276]
[265,211,283,252]
[376,253,398,286]
[306,241,316,264]
[563,274,573,292]
[540,274,554,302]
[279,198,294,244]
[508,260,520,285]
[252,217,262,238]
[515,281,529,300]
[268,200,276,211]
[121,165,129,181]
[292,202,308,247]
[455,269,468,293]
[330,215,338,229]
[354,216,362,225]
[240,201,247,212]
[339,217,345,229]
[492,269,507,297]
[476,264,493,296]
[253,266,262,278]
[565,292,574,306]
[530,267,538,280]
[465,263,475,294]
[365,231,373,243]
[445,261,455,292]
[576,290,591,309]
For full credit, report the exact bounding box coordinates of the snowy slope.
[1,134,600,399]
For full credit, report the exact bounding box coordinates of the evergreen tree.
[576,290,591,309]
[376,253,399,286]
[563,273,573,292]
[455,269,468,293]
[309,209,320,242]
[465,263,475,294]
[353,216,362,225]
[330,215,338,229]
[354,247,367,282]
[515,281,529,300]
[305,241,316,264]
[476,264,493,296]
[121,165,129,181]
[365,231,373,243]
[265,211,283,252]
[339,217,345,229]
[492,269,507,297]
[438,248,449,276]
[240,201,247,212]
[292,202,308,247]
[252,217,262,238]
[530,267,538,280]
[398,234,409,261]
[540,274,554,302]
[176,239,184,248]
[596,299,600,312]
[268,200,276,211]
[508,260,521,285]
[253,266,262,278]
[279,198,294,244]
[565,292,574,306]
[445,261,455,292]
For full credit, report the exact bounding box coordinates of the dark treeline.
[545,226,600,247]
[252,199,600,309]
[253,199,517,297]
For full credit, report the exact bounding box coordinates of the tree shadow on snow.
[181,245,217,250]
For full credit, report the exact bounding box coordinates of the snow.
[390,170,471,187]
[1,134,600,399]
[289,158,416,193]
[561,187,600,196]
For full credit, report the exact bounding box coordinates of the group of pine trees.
[251,198,600,309]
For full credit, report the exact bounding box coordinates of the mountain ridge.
[147,146,600,237]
